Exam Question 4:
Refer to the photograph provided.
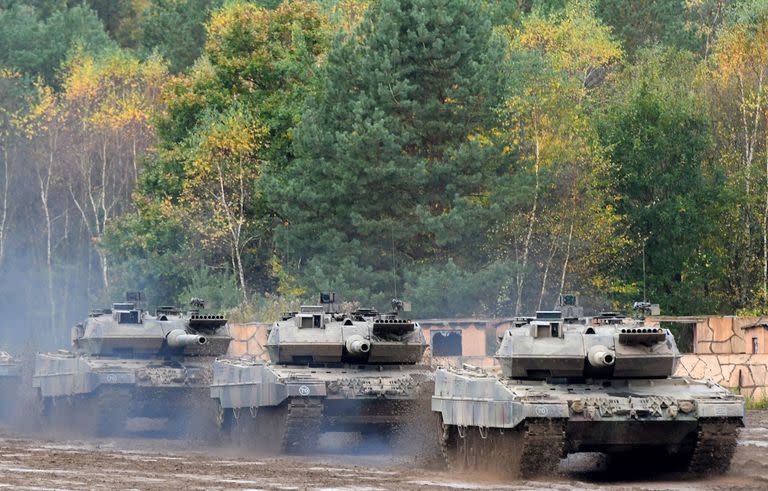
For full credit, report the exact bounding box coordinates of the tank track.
[687,417,741,476]
[281,397,323,454]
[519,419,567,477]
[94,386,132,436]
[440,417,566,478]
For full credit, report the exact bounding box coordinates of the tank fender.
[211,361,291,409]
[696,401,745,420]
[431,368,568,428]
[432,395,568,428]
[32,354,97,397]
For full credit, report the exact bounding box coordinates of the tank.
[0,350,21,420]
[32,294,232,437]
[210,293,433,453]
[431,295,745,478]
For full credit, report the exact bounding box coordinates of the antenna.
[642,239,647,303]
[391,225,398,299]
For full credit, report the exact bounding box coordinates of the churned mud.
[0,411,767,490]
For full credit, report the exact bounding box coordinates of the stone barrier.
[675,353,768,400]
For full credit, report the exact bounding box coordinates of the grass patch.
[731,387,768,409]
[746,396,768,410]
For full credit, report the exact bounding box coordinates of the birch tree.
[709,6,768,304]
[59,51,166,291]
[180,108,268,303]
[497,0,621,313]
[0,70,26,269]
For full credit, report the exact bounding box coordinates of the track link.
[687,417,741,476]
[281,397,323,454]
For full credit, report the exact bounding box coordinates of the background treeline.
[1,0,767,347]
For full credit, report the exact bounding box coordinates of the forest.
[1,0,767,347]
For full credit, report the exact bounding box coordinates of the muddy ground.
[0,411,767,490]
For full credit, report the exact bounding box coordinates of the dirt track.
[1,411,767,490]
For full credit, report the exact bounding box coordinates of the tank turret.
[72,293,230,358]
[265,293,426,365]
[497,307,679,380]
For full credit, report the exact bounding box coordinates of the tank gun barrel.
[587,345,615,368]
[167,329,207,348]
[345,335,371,356]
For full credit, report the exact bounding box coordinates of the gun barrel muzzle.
[345,334,371,355]
[167,329,207,348]
[587,345,615,368]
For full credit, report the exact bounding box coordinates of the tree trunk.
[233,242,248,305]
[0,146,9,268]
[515,136,540,315]
[560,220,574,294]
[98,248,109,293]
[40,148,55,338]
[764,130,768,303]
[737,69,765,305]
[538,240,558,310]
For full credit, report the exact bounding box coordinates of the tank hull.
[432,366,745,476]
[211,358,433,452]
[32,352,218,436]
[0,360,21,420]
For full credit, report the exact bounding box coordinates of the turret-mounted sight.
[126,291,144,303]
[555,293,583,321]
[633,301,660,319]
[390,298,412,313]
[319,292,339,313]
[190,298,205,310]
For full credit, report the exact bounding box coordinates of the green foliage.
[404,260,519,318]
[11,0,768,323]
[85,0,144,49]
[113,0,330,303]
[273,0,507,311]
[139,0,224,72]
[597,57,726,314]
[177,268,242,311]
[104,200,194,306]
[595,0,696,54]
[745,394,768,410]
[0,2,115,82]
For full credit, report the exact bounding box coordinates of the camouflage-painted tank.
[432,295,745,478]
[211,293,433,453]
[32,294,231,436]
[0,350,21,419]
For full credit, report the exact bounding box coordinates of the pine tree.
[272,0,506,308]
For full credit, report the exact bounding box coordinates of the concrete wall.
[675,354,768,400]
[228,322,270,359]
[688,316,768,354]
[419,319,513,368]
